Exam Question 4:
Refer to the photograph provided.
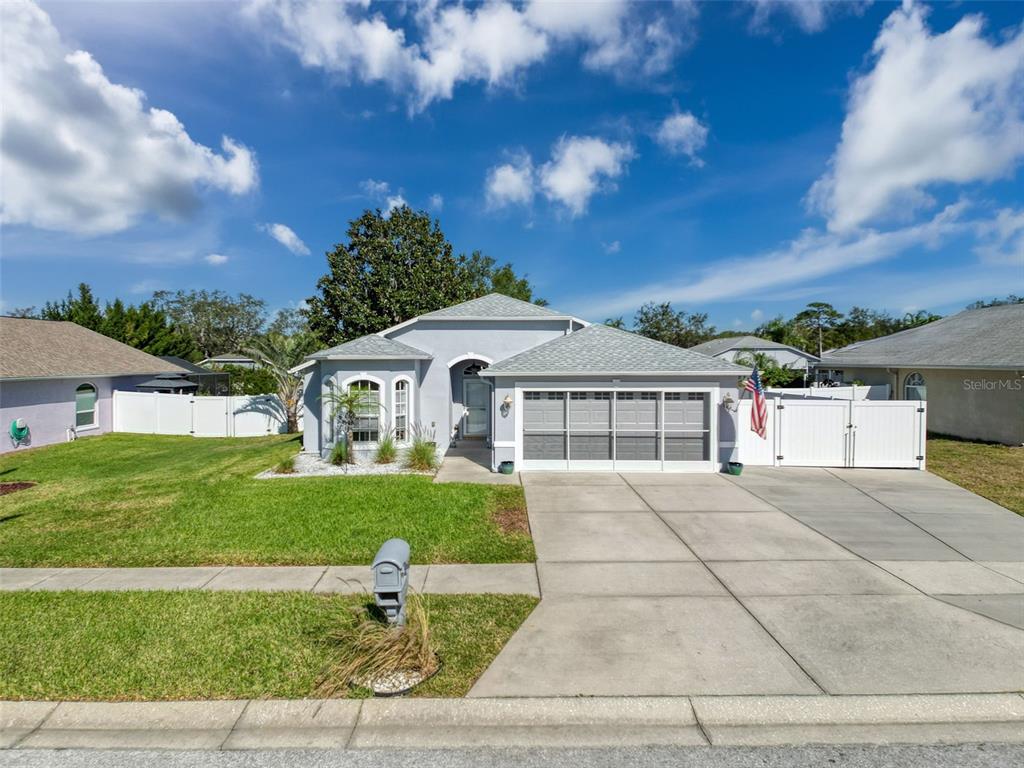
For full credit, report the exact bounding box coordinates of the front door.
[463,379,490,437]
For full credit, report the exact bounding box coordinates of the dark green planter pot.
[726,461,744,476]
[498,461,515,475]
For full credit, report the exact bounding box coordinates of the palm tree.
[319,387,384,464]
[734,351,800,388]
[245,333,317,433]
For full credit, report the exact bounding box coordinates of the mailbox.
[372,538,410,625]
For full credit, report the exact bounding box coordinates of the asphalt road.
[1,745,1020,768]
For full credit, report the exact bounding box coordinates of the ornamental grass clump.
[375,429,397,465]
[273,456,296,475]
[329,441,348,466]
[319,592,439,697]
[404,423,437,472]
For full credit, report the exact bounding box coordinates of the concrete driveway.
[470,468,1024,697]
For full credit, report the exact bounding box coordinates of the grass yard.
[0,591,537,700]
[0,434,533,566]
[927,435,1024,516]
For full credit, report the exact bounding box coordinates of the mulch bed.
[0,482,36,496]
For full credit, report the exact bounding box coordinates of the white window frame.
[514,383,719,473]
[341,374,386,444]
[75,382,99,431]
[321,375,337,447]
[904,371,927,401]
[393,375,414,445]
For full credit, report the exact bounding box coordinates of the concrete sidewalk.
[0,564,539,597]
[3,695,1023,750]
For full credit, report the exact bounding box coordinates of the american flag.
[744,367,768,439]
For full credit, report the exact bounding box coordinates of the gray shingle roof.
[689,335,817,359]
[0,318,190,379]
[818,304,1024,370]
[483,324,749,375]
[418,293,566,319]
[309,334,431,360]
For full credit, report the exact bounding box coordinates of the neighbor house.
[199,353,257,369]
[689,335,819,373]
[296,293,749,472]
[816,303,1024,445]
[0,317,190,452]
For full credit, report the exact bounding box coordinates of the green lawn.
[0,591,537,700]
[0,434,533,566]
[927,436,1024,516]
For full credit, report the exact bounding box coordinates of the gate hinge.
[776,404,785,410]
[916,455,924,460]
[776,455,784,460]
[917,407,925,413]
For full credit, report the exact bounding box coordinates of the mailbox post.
[372,538,410,626]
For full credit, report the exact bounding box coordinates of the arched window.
[75,383,97,429]
[321,376,336,444]
[393,378,412,442]
[904,372,926,401]
[349,379,381,442]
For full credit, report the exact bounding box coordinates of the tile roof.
[484,324,749,375]
[418,293,567,319]
[819,304,1024,369]
[309,333,432,360]
[689,335,817,359]
[0,317,190,379]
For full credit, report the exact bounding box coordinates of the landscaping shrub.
[329,441,348,466]
[319,592,438,697]
[375,429,397,465]
[405,423,437,471]
[274,456,296,475]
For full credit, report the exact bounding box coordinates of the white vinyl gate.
[738,399,926,469]
[113,391,293,437]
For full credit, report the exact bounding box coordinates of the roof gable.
[309,333,431,360]
[0,318,189,380]
[484,324,749,375]
[417,293,566,320]
[690,335,817,358]
[820,304,1024,369]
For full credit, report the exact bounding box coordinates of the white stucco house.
[296,294,749,473]
[817,304,1024,445]
[689,335,819,373]
[0,317,190,452]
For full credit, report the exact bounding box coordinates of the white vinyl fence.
[113,391,297,437]
[738,399,926,469]
[766,384,890,401]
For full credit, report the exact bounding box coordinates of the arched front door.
[461,362,490,437]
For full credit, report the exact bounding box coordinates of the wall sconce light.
[722,393,739,412]
[500,394,513,417]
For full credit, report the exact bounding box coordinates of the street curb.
[2,694,1023,750]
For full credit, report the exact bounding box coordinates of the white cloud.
[0,0,258,235]
[360,178,391,198]
[205,253,229,266]
[750,308,764,322]
[539,136,634,217]
[485,152,535,209]
[428,193,444,210]
[973,208,1024,266]
[261,222,310,255]
[578,201,973,317]
[809,2,1024,233]
[655,111,708,164]
[246,1,699,112]
[602,240,622,254]
[130,279,165,295]
[384,194,407,216]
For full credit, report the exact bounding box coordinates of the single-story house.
[0,317,190,452]
[296,293,749,472]
[689,335,819,373]
[199,353,257,369]
[816,304,1024,445]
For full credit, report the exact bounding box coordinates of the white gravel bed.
[257,452,435,479]
[352,668,430,696]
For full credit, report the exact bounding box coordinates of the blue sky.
[2,1,1022,330]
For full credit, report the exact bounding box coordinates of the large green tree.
[41,284,104,330]
[304,207,542,344]
[634,302,716,348]
[152,289,266,359]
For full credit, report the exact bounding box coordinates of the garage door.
[522,390,713,471]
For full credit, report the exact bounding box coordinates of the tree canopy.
[604,302,716,348]
[152,289,267,359]
[303,206,544,345]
